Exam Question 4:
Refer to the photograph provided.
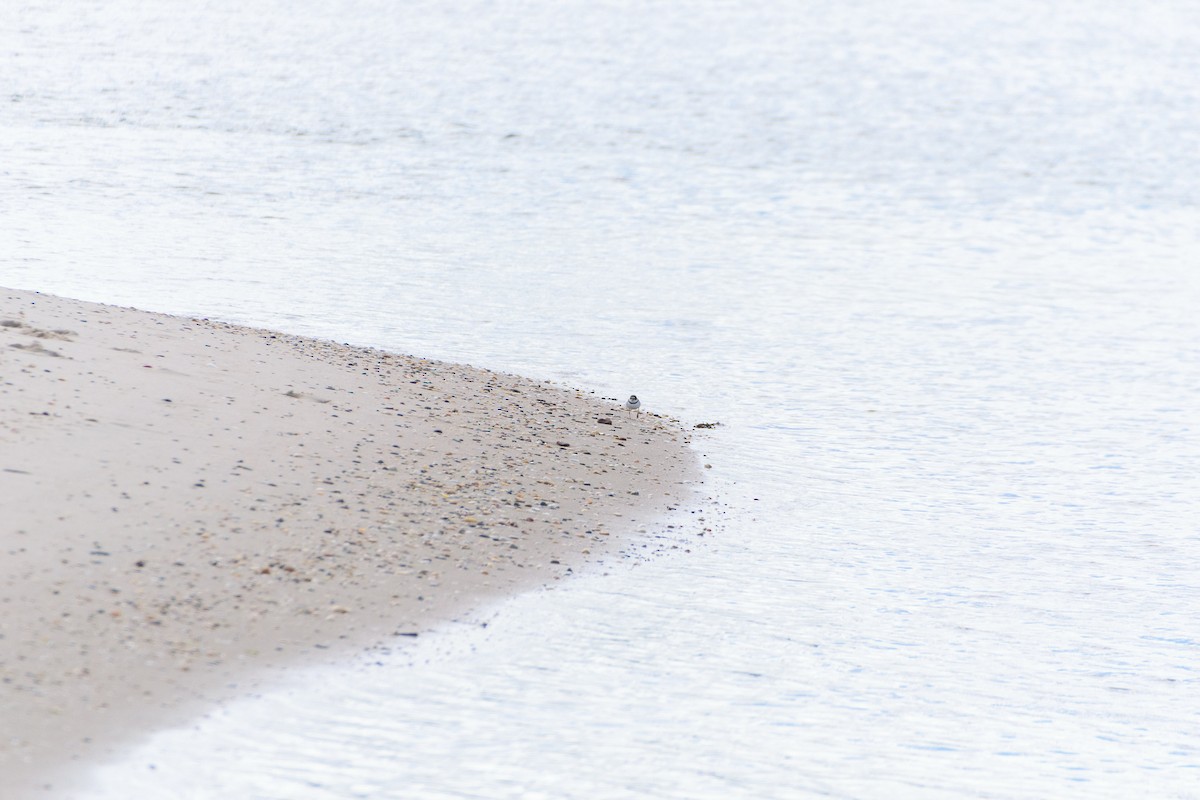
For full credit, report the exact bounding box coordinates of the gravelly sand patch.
[0,288,701,798]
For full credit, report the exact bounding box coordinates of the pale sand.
[0,288,700,798]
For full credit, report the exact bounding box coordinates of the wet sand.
[0,288,700,798]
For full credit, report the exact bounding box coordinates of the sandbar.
[0,288,699,798]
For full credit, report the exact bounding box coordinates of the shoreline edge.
[0,287,702,797]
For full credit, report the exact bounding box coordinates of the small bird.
[624,394,641,416]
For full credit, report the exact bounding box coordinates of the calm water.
[5,0,1200,796]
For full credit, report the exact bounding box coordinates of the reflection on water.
[6,0,1200,796]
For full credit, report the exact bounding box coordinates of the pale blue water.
[4,1,1200,797]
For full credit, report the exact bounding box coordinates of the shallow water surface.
[5,0,1200,797]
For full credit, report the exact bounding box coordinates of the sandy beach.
[0,288,700,798]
